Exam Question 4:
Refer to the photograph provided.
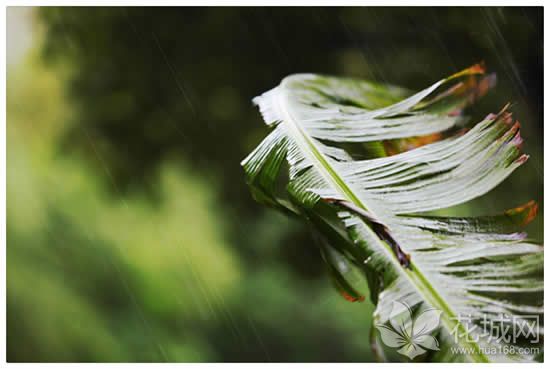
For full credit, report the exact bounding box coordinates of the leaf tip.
[455,62,486,78]
[505,200,538,226]
[515,153,529,165]
[510,128,524,148]
[340,290,365,303]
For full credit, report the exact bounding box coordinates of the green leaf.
[242,65,542,362]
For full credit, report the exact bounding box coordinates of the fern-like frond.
[242,65,542,362]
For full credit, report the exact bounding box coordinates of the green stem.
[278,86,489,363]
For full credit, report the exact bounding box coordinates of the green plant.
[242,65,543,362]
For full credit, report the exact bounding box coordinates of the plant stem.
[278,85,489,363]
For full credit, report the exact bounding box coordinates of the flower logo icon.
[376,301,442,360]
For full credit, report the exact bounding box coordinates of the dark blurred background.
[7,7,543,362]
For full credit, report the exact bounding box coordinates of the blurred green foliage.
[8,47,375,362]
[7,7,542,362]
